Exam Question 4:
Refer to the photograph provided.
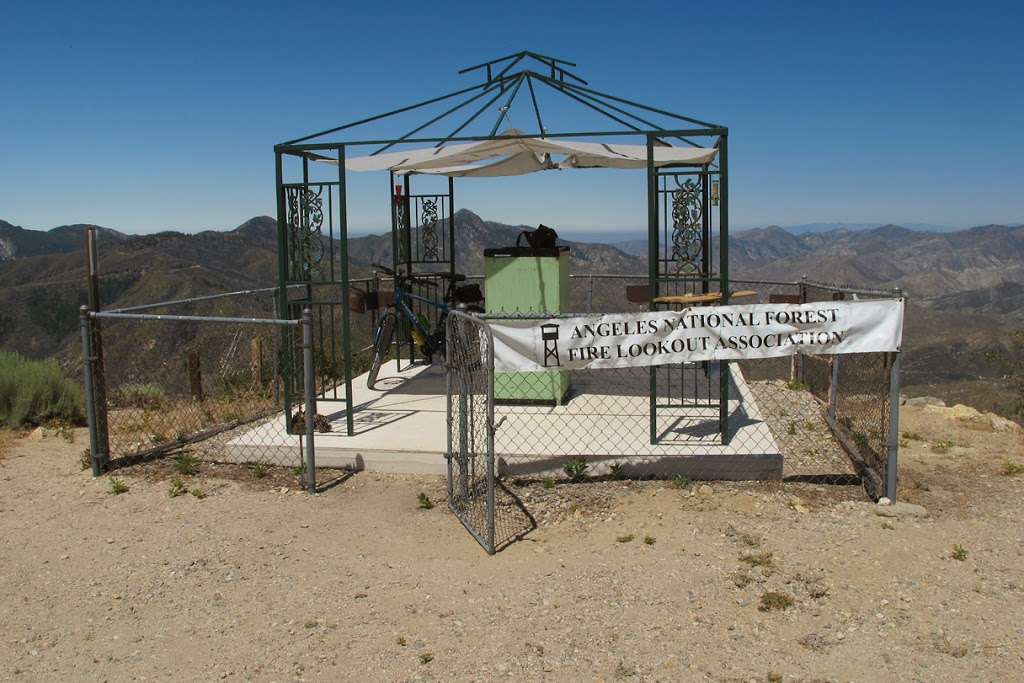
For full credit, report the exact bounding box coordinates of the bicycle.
[366,263,483,389]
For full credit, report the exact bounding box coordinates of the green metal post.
[403,174,413,365]
[448,176,456,279]
[302,155,312,305]
[274,150,292,421]
[337,146,355,436]
[389,171,401,371]
[718,133,730,444]
[646,134,658,444]
[700,166,710,295]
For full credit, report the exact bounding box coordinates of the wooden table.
[652,290,758,306]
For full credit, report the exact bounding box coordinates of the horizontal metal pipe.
[93,311,299,326]
[281,181,342,188]
[106,285,304,314]
[277,128,726,151]
[284,278,376,287]
[802,278,901,297]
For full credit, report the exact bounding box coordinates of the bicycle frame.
[385,282,451,353]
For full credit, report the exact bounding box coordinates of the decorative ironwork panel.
[394,195,409,264]
[285,185,325,281]
[402,194,451,265]
[670,178,703,275]
[420,198,440,261]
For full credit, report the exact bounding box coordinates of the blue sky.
[2,0,1021,236]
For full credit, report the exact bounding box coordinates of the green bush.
[563,457,589,482]
[0,351,84,428]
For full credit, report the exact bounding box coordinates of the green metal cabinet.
[484,246,571,404]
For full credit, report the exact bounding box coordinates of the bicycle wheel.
[367,311,396,389]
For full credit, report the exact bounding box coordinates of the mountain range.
[1,210,1022,420]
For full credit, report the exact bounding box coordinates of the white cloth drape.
[337,129,717,177]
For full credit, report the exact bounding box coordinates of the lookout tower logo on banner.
[541,322,562,367]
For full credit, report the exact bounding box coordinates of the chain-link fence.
[78,267,900,539]
[550,275,898,496]
[81,288,321,491]
[445,276,902,552]
[802,280,901,498]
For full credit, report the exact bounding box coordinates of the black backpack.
[517,224,559,249]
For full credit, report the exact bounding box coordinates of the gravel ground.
[1,405,1022,681]
[747,380,854,479]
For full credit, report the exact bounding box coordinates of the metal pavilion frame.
[273,51,731,442]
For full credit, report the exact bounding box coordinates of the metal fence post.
[301,309,316,493]
[79,306,103,476]
[885,288,903,501]
[444,316,454,507]
[484,320,496,555]
[84,227,110,457]
[796,275,808,384]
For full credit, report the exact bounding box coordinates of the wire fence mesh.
[87,290,316,487]
[445,275,902,551]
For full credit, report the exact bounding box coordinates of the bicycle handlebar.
[372,263,440,288]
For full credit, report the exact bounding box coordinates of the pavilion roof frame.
[276,51,727,159]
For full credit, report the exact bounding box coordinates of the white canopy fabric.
[336,129,717,178]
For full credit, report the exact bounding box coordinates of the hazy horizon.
[4,209,1019,242]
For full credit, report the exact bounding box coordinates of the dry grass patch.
[1000,460,1024,476]
[758,591,794,612]
[739,551,775,569]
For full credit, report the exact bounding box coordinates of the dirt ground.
[1,406,1022,682]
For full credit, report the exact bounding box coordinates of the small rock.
[905,396,945,407]
[798,633,830,651]
[874,502,928,518]
[949,403,983,421]
[987,413,1021,433]
[698,484,713,496]
[877,497,892,506]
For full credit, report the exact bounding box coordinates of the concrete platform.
[229,360,782,479]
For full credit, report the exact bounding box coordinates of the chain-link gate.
[445,311,496,553]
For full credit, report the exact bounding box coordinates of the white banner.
[490,299,904,372]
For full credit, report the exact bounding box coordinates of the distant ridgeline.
[0,212,1021,421]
